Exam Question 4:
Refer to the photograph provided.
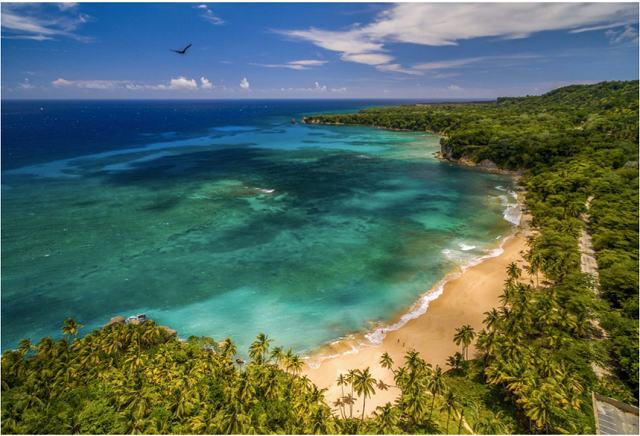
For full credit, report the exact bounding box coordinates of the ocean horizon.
[1,99,518,356]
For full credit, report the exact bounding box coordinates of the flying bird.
[170,44,192,54]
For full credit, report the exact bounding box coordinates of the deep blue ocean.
[1,99,519,359]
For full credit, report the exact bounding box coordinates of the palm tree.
[439,389,461,434]
[221,400,250,434]
[282,348,295,374]
[402,378,429,432]
[404,350,425,374]
[261,367,281,399]
[473,415,507,435]
[522,391,554,433]
[221,337,237,359]
[346,369,358,418]
[124,345,144,374]
[475,329,500,370]
[270,346,284,366]
[16,338,35,356]
[249,333,273,361]
[447,352,464,371]
[288,355,304,375]
[483,308,501,331]
[353,368,377,420]
[453,325,476,360]
[336,374,348,417]
[372,403,400,434]
[426,365,447,427]
[570,312,590,338]
[306,406,336,435]
[507,262,522,282]
[61,318,83,338]
[529,251,545,288]
[380,352,394,374]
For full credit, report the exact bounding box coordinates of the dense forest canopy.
[2,80,638,434]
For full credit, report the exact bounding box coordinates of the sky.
[1,2,639,99]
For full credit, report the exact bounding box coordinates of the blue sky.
[2,2,638,99]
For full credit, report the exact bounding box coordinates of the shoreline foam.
[303,182,530,416]
[304,182,522,370]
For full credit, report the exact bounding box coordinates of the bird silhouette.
[170,44,192,54]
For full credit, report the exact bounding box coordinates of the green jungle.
[2,80,638,434]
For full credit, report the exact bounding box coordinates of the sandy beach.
[304,192,531,417]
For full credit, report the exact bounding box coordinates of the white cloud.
[52,76,201,91]
[433,73,461,79]
[52,79,129,89]
[1,3,94,42]
[605,25,639,44]
[252,59,328,70]
[52,78,74,86]
[570,22,631,33]
[1,34,55,40]
[375,63,423,75]
[18,78,35,89]
[163,76,198,90]
[200,77,214,90]
[448,85,462,91]
[279,3,638,73]
[292,60,327,66]
[200,8,225,25]
[196,4,207,9]
[57,3,78,11]
[366,3,638,45]
[414,54,539,71]
[341,53,394,65]
[281,27,384,56]
[240,78,250,90]
[276,82,340,93]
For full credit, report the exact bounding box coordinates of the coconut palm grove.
[1,80,638,434]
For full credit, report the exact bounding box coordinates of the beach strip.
[303,204,531,417]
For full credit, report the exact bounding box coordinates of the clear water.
[1,100,518,356]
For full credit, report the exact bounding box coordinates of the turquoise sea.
[1,100,519,357]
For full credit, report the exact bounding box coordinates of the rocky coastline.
[432,150,523,176]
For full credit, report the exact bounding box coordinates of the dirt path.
[579,196,600,285]
[579,196,612,378]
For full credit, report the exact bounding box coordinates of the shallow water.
[1,100,517,355]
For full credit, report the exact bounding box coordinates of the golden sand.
[303,203,531,417]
